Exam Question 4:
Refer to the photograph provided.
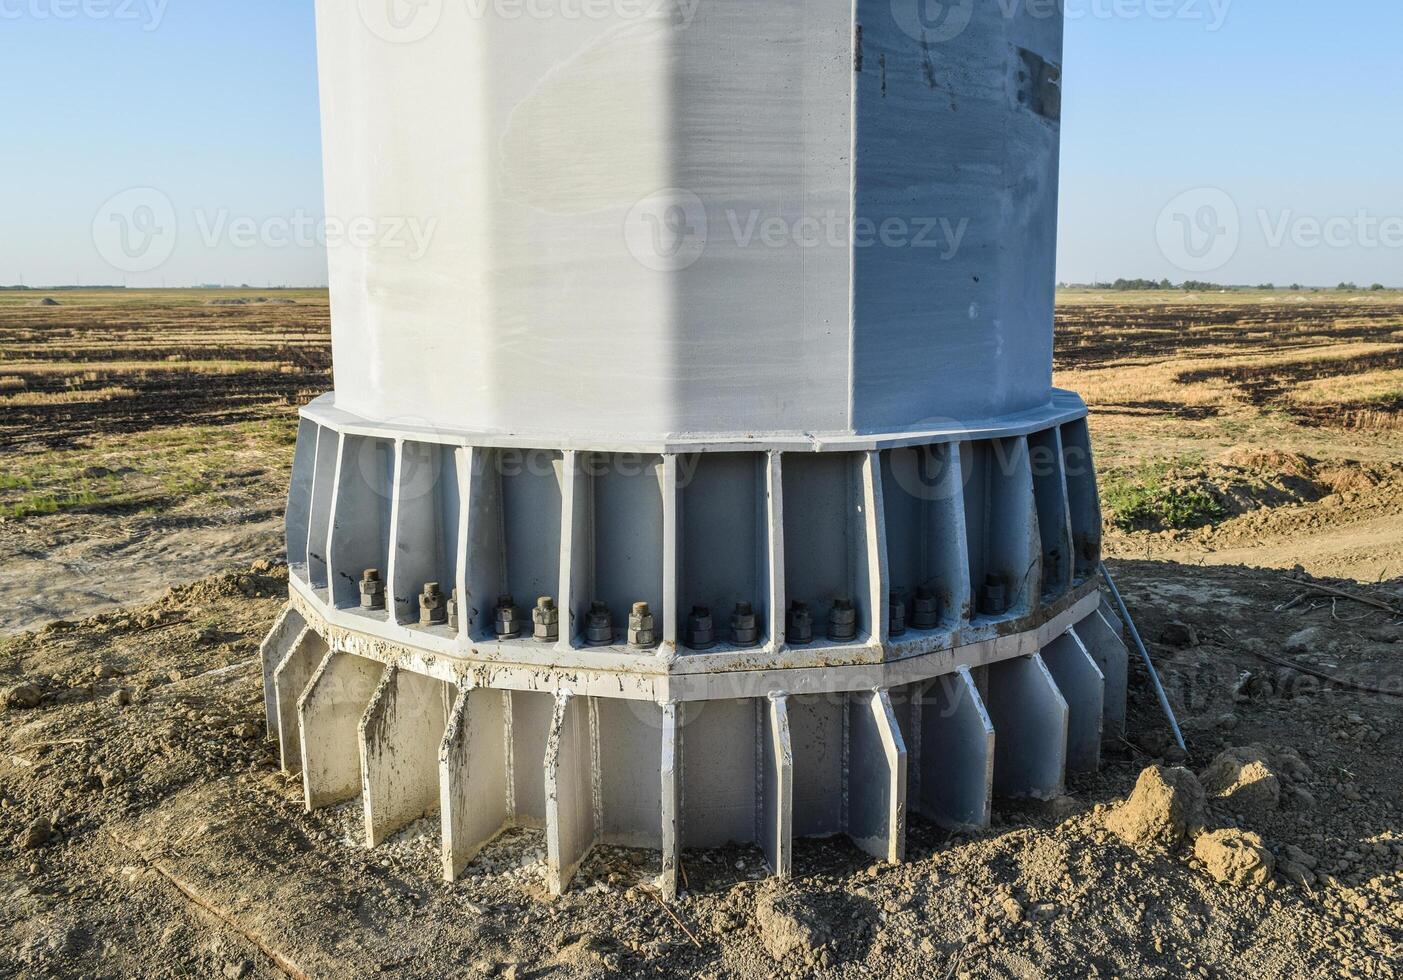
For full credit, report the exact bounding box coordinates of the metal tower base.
[262,391,1130,897]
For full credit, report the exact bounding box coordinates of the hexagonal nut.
[786,604,814,644]
[628,613,656,647]
[533,600,560,641]
[359,578,386,609]
[912,590,941,628]
[419,589,447,625]
[685,607,715,647]
[494,602,524,638]
[585,604,613,646]
[730,605,759,646]
[829,606,857,628]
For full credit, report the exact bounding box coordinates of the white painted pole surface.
[314,2,1063,441]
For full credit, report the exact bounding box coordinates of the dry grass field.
[0,291,329,634]
[1059,290,1403,580]
[0,289,1398,979]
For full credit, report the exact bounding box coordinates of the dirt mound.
[1200,746,1281,814]
[1103,765,1206,847]
[1219,448,1317,478]
[753,888,832,965]
[1314,463,1381,493]
[552,934,626,973]
[1194,830,1275,888]
[1190,455,1331,516]
[32,297,59,307]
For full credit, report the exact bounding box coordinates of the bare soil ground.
[1,561,1397,978]
[0,289,1399,979]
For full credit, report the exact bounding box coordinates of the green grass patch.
[0,489,103,520]
[0,416,299,521]
[1102,460,1226,533]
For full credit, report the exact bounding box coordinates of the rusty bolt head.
[979,575,1009,617]
[731,602,759,647]
[494,594,523,640]
[786,600,813,646]
[889,590,907,637]
[359,568,386,611]
[585,601,613,647]
[828,597,857,642]
[533,596,559,642]
[419,582,447,626]
[628,602,656,648]
[912,587,941,630]
[685,606,716,650]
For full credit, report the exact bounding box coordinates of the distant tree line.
[1056,279,1396,292]
[0,284,126,291]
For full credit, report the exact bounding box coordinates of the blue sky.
[3,1,1402,287]
[1061,0,1403,287]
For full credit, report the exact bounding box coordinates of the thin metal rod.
[1099,561,1186,752]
